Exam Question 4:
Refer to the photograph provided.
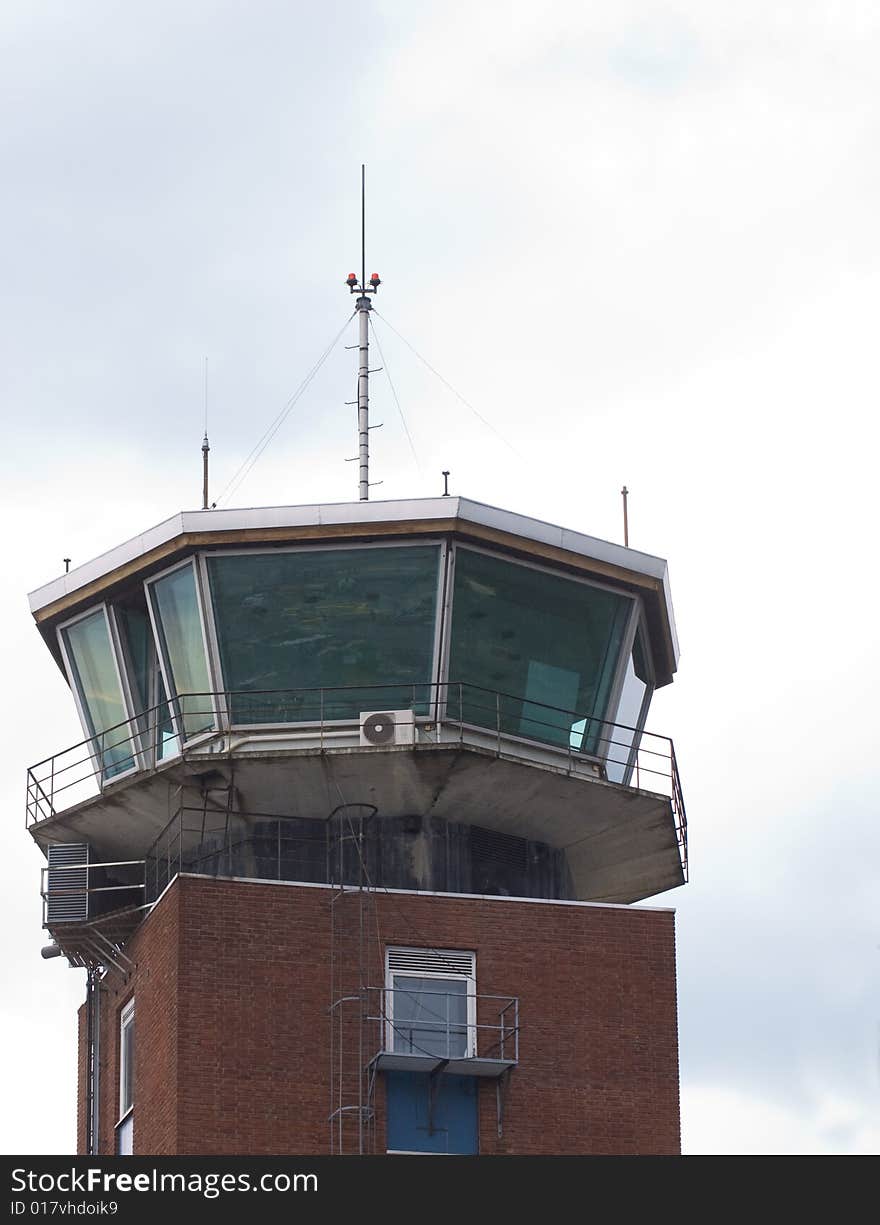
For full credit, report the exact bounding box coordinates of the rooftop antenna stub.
[344,165,381,501]
[202,357,211,510]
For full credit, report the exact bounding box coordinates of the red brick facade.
[79,875,679,1155]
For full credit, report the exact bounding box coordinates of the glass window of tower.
[206,545,441,723]
[114,592,179,761]
[60,609,134,778]
[147,562,213,740]
[448,547,632,752]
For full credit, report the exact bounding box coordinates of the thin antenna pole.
[621,485,629,547]
[202,357,211,510]
[361,165,366,298]
[344,165,381,501]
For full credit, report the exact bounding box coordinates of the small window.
[116,999,134,1156]
[386,947,476,1060]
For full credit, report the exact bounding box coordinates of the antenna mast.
[202,357,210,510]
[345,165,381,500]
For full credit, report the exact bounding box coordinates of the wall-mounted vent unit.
[386,946,475,979]
[359,710,416,747]
[46,843,90,924]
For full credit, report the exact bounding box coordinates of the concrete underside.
[30,741,683,904]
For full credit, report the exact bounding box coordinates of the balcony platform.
[369,1052,516,1078]
[42,902,145,973]
[28,716,685,904]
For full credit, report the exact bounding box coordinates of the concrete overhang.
[29,738,685,906]
[28,496,679,686]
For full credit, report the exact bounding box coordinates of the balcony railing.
[41,858,146,926]
[25,681,687,881]
[365,986,519,1078]
[143,806,334,905]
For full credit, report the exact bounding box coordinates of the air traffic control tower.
[26,494,687,1155]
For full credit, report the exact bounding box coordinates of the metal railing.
[41,858,146,926]
[144,807,331,905]
[365,986,519,1066]
[25,680,686,879]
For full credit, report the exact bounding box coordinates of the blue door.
[385,1073,478,1154]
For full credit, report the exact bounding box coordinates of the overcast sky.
[1,1,878,1156]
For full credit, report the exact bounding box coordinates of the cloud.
[683,1082,880,1155]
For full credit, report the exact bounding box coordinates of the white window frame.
[385,947,477,1060]
[116,998,135,1154]
[144,557,219,747]
[604,609,656,786]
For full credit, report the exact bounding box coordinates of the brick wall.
[79,875,679,1155]
[78,884,180,1155]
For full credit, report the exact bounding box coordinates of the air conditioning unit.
[359,709,416,747]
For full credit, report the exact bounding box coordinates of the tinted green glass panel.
[149,564,213,739]
[116,598,179,760]
[153,671,180,760]
[62,610,134,777]
[117,601,150,711]
[207,546,440,723]
[448,548,631,751]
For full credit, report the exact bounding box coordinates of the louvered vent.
[46,843,90,924]
[470,825,529,870]
[386,946,475,978]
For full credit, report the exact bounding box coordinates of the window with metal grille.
[385,947,476,1060]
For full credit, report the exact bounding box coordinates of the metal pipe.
[85,968,93,1155]
[357,298,370,500]
[202,434,210,510]
[85,966,100,1156]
